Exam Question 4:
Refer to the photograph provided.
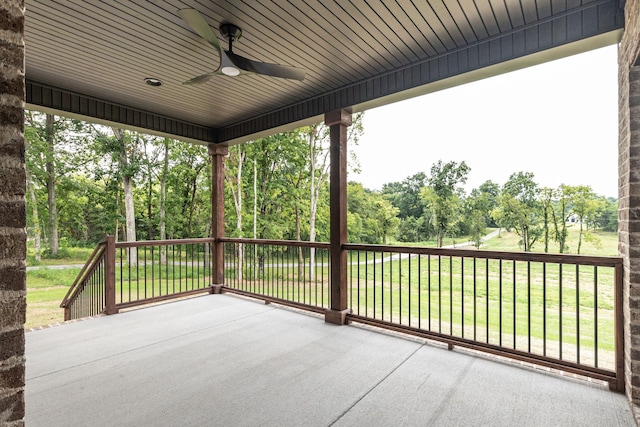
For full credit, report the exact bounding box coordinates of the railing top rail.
[344,243,623,267]
[220,237,331,249]
[115,237,215,248]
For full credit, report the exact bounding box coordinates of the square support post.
[325,109,352,325]
[209,144,228,294]
[104,235,118,315]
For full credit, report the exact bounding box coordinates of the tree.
[139,134,163,240]
[373,197,400,244]
[25,167,42,261]
[538,187,556,252]
[44,114,59,255]
[382,172,428,219]
[476,180,500,227]
[422,160,470,247]
[25,111,89,255]
[226,144,247,279]
[159,138,170,263]
[549,185,573,253]
[594,197,618,232]
[348,183,398,244]
[112,128,138,264]
[493,172,542,252]
[566,185,603,254]
[465,182,500,249]
[396,216,432,242]
[303,123,329,279]
[164,141,210,238]
[304,113,362,275]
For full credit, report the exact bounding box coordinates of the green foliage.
[492,171,543,251]
[348,182,400,244]
[24,110,617,260]
[382,172,428,219]
[595,198,618,232]
[421,160,470,247]
[396,216,432,242]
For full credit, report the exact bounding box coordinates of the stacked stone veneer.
[0,0,26,425]
[619,0,640,420]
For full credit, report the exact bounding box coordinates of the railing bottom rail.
[222,287,327,315]
[347,314,621,392]
[116,287,214,310]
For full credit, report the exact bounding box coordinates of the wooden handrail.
[60,238,107,309]
[220,237,330,249]
[115,237,215,248]
[343,243,622,267]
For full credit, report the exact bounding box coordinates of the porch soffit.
[24,0,624,145]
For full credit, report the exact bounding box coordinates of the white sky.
[351,45,619,198]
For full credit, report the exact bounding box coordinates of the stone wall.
[618,0,640,420]
[0,0,26,425]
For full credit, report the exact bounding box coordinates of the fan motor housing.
[220,23,242,41]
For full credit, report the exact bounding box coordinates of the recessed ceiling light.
[144,77,162,87]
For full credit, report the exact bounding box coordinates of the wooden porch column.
[325,109,352,325]
[209,144,228,293]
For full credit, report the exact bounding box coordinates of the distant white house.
[567,214,579,224]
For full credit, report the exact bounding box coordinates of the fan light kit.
[178,8,305,84]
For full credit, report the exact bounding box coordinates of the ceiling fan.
[177,8,305,84]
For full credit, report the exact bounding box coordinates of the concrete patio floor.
[26,294,635,426]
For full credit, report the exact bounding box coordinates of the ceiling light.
[221,66,240,76]
[144,77,162,87]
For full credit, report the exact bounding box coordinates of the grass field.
[26,267,82,328]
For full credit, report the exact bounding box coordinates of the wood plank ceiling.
[24,0,623,145]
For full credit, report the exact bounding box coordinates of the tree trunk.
[113,128,137,266]
[226,147,245,282]
[308,125,326,281]
[237,154,243,282]
[123,174,137,265]
[254,159,259,277]
[27,170,41,262]
[45,114,59,256]
[578,218,584,254]
[160,138,168,264]
[147,165,153,240]
[295,204,303,279]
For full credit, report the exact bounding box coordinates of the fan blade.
[183,72,217,85]
[226,50,305,81]
[178,8,221,52]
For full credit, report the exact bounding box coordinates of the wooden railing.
[221,238,331,313]
[61,236,215,318]
[343,244,624,392]
[113,237,215,309]
[60,236,112,320]
[61,236,624,391]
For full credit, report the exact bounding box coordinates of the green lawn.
[26,267,82,328]
[480,229,618,256]
[27,246,95,266]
